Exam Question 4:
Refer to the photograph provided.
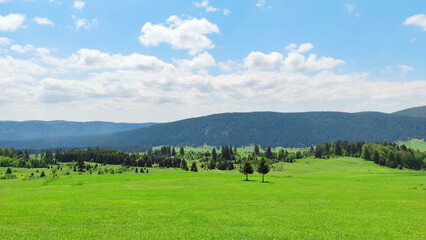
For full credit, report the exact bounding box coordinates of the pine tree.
[181,159,189,171]
[5,167,12,174]
[190,162,198,172]
[257,157,270,183]
[135,167,138,173]
[239,160,254,181]
[172,147,176,156]
[372,150,380,164]
[265,146,272,159]
[40,171,45,177]
[77,156,85,172]
[254,145,260,156]
[212,148,217,161]
[179,147,185,156]
[361,146,371,160]
[314,145,322,158]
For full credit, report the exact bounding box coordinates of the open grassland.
[0,157,425,239]
[397,139,426,152]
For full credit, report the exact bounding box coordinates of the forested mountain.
[1,111,425,151]
[0,121,156,141]
[392,105,426,118]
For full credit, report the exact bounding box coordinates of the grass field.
[0,157,425,239]
[397,139,426,152]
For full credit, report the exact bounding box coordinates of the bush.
[40,171,46,177]
[1,174,17,179]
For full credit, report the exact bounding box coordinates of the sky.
[0,0,425,123]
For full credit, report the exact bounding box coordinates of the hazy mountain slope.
[1,111,424,151]
[392,106,426,118]
[0,121,156,141]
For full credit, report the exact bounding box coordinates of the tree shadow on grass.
[241,179,257,182]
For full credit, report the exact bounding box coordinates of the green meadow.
[397,139,426,152]
[0,157,425,239]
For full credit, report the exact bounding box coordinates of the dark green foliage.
[181,159,188,171]
[190,162,198,172]
[392,105,426,118]
[265,146,272,159]
[239,161,254,181]
[254,145,260,155]
[257,158,270,182]
[135,167,138,173]
[1,112,425,150]
[179,146,184,155]
[212,148,217,161]
[361,142,425,170]
[361,146,370,160]
[77,156,85,172]
[314,145,322,158]
[6,167,12,174]
[40,171,45,177]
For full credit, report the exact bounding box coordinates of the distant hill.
[392,106,426,118]
[1,111,425,151]
[0,121,156,141]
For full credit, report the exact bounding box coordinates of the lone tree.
[6,167,12,174]
[257,157,270,183]
[190,162,198,172]
[40,171,46,177]
[239,160,254,181]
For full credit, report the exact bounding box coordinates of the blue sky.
[0,0,425,122]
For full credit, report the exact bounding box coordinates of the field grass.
[0,157,425,239]
[397,139,426,152]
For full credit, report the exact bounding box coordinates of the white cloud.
[194,0,222,13]
[403,14,426,31]
[10,44,50,55]
[33,17,54,27]
[73,16,98,30]
[0,13,26,32]
[1,46,424,122]
[73,0,85,10]
[194,0,208,8]
[244,51,283,69]
[139,15,219,55]
[345,3,355,13]
[285,42,314,53]
[256,0,265,7]
[0,0,11,3]
[246,43,344,71]
[0,37,11,46]
[223,8,231,16]
[174,52,216,70]
[398,64,414,73]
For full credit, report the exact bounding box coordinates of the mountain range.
[0,106,425,151]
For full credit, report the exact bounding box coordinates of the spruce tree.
[5,167,12,174]
[40,171,45,177]
[361,146,371,160]
[239,160,254,181]
[179,147,184,156]
[257,157,270,183]
[181,159,189,171]
[190,162,198,172]
[135,167,138,173]
[254,145,260,156]
[265,146,272,159]
[212,148,217,161]
[372,150,380,164]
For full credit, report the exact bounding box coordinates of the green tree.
[172,147,176,156]
[314,145,322,158]
[179,147,185,156]
[361,146,371,160]
[5,167,12,174]
[257,158,270,183]
[254,145,260,156]
[212,147,217,161]
[190,162,198,172]
[372,150,380,164]
[77,156,85,172]
[40,171,46,177]
[181,159,189,171]
[135,167,139,173]
[265,146,272,159]
[239,161,254,181]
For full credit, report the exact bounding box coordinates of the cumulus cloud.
[0,37,11,46]
[245,43,344,71]
[223,8,231,16]
[398,64,414,73]
[0,13,26,32]
[403,14,426,31]
[256,0,265,7]
[73,0,85,10]
[1,45,424,122]
[138,15,220,55]
[10,44,50,55]
[33,17,54,27]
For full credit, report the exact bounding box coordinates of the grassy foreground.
[0,157,425,239]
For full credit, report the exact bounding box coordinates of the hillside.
[1,111,425,151]
[0,121,156,141]
[392,105,426,118]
